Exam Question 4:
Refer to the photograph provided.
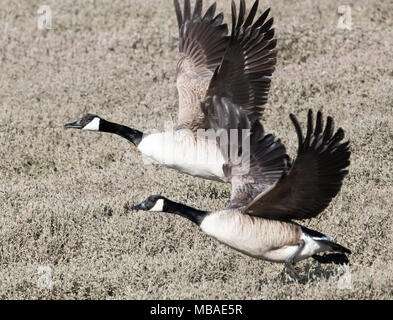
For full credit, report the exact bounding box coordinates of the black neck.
[163,199,209,226]
[99,119,143,146]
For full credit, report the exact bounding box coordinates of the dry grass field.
[0,0,392,299]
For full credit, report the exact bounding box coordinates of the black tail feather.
[318,239,351,255]
[312,253,350,265]
[313,239,351,265]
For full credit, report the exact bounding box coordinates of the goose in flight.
[65,0,277,182]
[132,97,351,277]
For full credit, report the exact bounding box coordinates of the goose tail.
[301,226,351,265]
[311,239,351,265]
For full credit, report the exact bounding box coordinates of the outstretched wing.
[175,0,229,130]
[202,96,289,207]
[203,0,277,122]
[245,110,351,220]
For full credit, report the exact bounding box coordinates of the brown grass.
[0,0,392,299]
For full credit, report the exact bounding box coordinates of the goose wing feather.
[202,96,289,207]
[175,0,229,130]
[203,0,277,124]
[245,110,351,220]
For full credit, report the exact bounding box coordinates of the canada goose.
[64,0,277,182]
[132,97,351,278]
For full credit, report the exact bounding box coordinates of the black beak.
[64,119,82,129]
[131,202,146,211]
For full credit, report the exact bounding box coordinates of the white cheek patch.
[149,199,164,212]
[82,117,100,131]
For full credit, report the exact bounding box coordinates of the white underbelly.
[200,211,271,258]
[137,130,226,181]
[200,211,302,263]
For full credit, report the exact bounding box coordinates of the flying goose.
[65,0,277,182]
[132,97,351,277]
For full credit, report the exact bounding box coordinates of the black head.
[131,195,208,225]
[131,195,167,211]
[64,114,143,146]
[64,114,101,130]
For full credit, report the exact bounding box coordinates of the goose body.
[199,209,336,263]
[137,130,225,180]
[200,209,302,261]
